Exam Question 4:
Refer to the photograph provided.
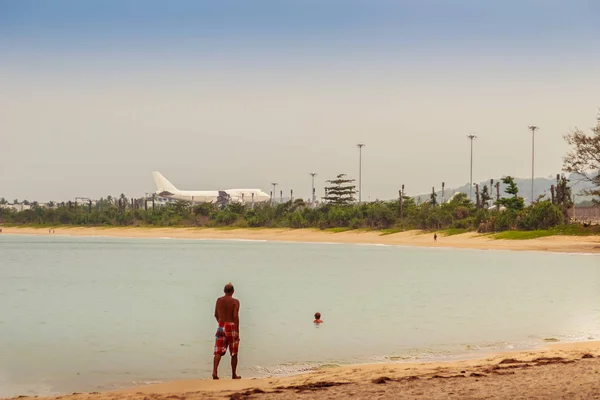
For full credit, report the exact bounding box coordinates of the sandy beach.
[2,226,600,254]
[3,341,599,399]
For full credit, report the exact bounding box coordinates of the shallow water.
[0,234,599,397]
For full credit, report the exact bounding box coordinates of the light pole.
[271,182,278,204]
[467,134,477,201]
[528,125,538,204]
[357,143,365,203]
[309,172,317,205]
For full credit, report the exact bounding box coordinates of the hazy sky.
[1,0,599,202]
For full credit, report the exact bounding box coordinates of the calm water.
[0,234,599,397]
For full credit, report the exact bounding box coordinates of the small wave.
[385,348,454,362]
[131,380,164,386]
[247,362,328,377]
[463,341,519,351]
[546,333,598,343]
[548,251,600,256]
[219,238,268,243]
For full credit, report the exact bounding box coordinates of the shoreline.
[2,226,600,254]
[4,340,600,399]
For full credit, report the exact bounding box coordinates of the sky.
[1,0,599,202]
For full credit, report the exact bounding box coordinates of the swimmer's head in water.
[314,312,321,319]
[224,283,234,295]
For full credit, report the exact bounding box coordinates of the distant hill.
[413,173,596,205]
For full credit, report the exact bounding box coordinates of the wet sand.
[2,226,600,254]
[4,342,600,400]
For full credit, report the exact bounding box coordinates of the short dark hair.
[224,283,234,294]
[314,312,321,319]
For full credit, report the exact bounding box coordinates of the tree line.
[0,174,579,232]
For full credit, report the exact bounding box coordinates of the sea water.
[0,234,599,397]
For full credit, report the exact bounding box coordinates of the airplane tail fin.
[152,171,178,193]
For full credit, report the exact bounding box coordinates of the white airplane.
[152,171,271,205]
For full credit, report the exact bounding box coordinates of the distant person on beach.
[314,312,323,324]
[212,282,241,380]
[434,233,437,242]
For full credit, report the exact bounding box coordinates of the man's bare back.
[215,295,240,326]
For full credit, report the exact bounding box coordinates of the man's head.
[224,282,234,295]
[314,312,321,320]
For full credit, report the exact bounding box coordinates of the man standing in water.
[212,282,241,380]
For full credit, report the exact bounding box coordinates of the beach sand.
[3,342,600,399]
[2,226,600,254]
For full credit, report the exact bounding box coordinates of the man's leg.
[231,354,241,379]
[213,353,222,379]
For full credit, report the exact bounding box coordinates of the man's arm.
[214,299,220,323]
[233,300,240,336]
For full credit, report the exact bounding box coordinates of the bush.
[245,216,262,227]
[194,203,215,217]
[233,219,249,228]
[215,211,238,226]
[493,211,516,231]
[226,202,245,215]
[349,218,362,229]
[453,206,470,220]
[452,217,474,229]
[326,206,356,227]
[365,202,397,229]
[288,211,307,228]
[518,201,564,230]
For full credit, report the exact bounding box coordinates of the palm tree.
[0,197,7,205]
[13,199,19,205]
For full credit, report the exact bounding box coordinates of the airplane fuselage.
[157,189,271,204]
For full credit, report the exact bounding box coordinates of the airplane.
[152,171,271,205]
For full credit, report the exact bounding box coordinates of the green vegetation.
[493,230,558,240]
[1,178,596,239]
[324,227,354,233]
[440,228,471,236]
[493,224,600,240]
[380,227,407,236]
